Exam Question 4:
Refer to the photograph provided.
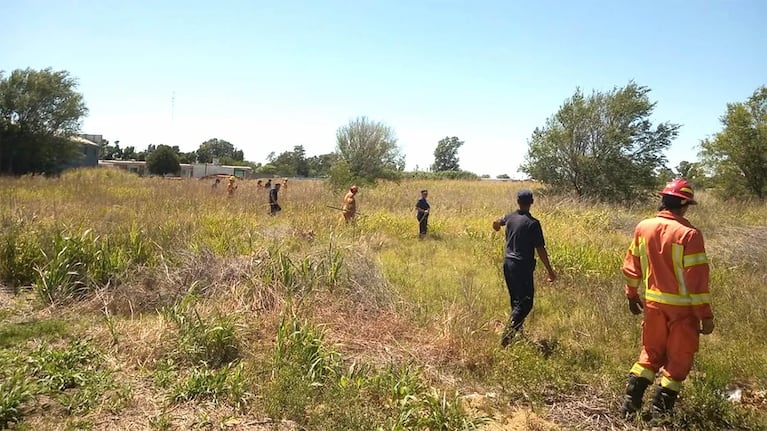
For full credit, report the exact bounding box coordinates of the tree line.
[2,68,766,201]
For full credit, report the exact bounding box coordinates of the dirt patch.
[482,409,559,431]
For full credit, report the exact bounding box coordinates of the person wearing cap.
[620,178,713,419]
[492,189,556,347]
[342,185,359,223]
[415,189,430,239]
[268,182,282,216]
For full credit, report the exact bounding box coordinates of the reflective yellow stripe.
[661,375,682,392]
[625,276,640,288]
[630,363,656,381]
[683,252,708,267]
[629,241,640,257]
[672,243,687,296]
[689,293,712,305]
[644,290,711,306]
[644,290,691,306]
[638,237,649,291]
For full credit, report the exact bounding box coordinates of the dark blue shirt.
[416,197,430,212]
[269,188,279,205]
[499,210,545,262]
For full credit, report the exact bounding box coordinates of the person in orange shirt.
[341,185,358,223]
[227,176,237,197]
[621,179,714,418]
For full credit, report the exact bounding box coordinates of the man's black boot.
[621,374,651,417]
[651,385,678,416]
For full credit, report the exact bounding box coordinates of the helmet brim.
[659,191,697,205]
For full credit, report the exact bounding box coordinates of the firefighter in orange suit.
[621,179,714,418]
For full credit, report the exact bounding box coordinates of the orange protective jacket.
[622,210,713,320]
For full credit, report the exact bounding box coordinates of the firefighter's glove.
[700,318,715,335]
[628,298,644,315]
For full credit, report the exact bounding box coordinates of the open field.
[1,169,766,430]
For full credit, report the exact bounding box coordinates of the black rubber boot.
[651,385,678,416]
[621,374,651,417]
[500,326,516,347]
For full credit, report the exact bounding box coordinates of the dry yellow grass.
[0,169,765,430]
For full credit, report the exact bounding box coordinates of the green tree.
[177,151,197,164]
[146,145,180,176]
[122,146,137,160]
[99,139,124,160]
[334,116,404,186]
[307,152,339,177]
[674,160,707,187]
[196,138,244,163]
[700,86,767,199]
[520,82,679,202]
[431,136,464,171]
[0,68,88,174]
[269,145,310,176]
[135,144,156,161]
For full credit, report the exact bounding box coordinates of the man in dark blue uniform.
[492,189,557,346]
[269,182,282,216]
[415,189,430,239]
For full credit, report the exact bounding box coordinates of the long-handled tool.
[325,205,364,216]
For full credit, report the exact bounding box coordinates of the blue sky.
[2,0,765,177]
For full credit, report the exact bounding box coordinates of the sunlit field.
[1,168,765,431]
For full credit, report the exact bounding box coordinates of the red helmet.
[660,179,696,205]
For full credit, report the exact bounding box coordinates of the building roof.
[70,136,100,147]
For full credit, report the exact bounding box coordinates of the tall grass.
[0,169,765,430]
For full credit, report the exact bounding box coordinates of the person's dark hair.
[421,189,428,194]
[658,194,685,211]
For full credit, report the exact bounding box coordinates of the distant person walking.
[415,189,430,239]
[269,182,282,216]
[492,189,556,347]
[227,176,237,197]
[264,179,272,189]
[212,178,221,190]
[342,185,359,223]
[620,179,713,418]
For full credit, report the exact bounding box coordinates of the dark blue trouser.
[503,258,535,332]
[417,214,428,235]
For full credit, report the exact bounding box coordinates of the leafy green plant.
[272,317,340,383]
[162,293,239,367]
[171,363,247,408]
[0,222,43,289]
[33,229,129,304]
[0,369,33,429]
[152,358,179,389]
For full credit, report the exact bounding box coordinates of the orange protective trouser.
[630,306,700,392]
